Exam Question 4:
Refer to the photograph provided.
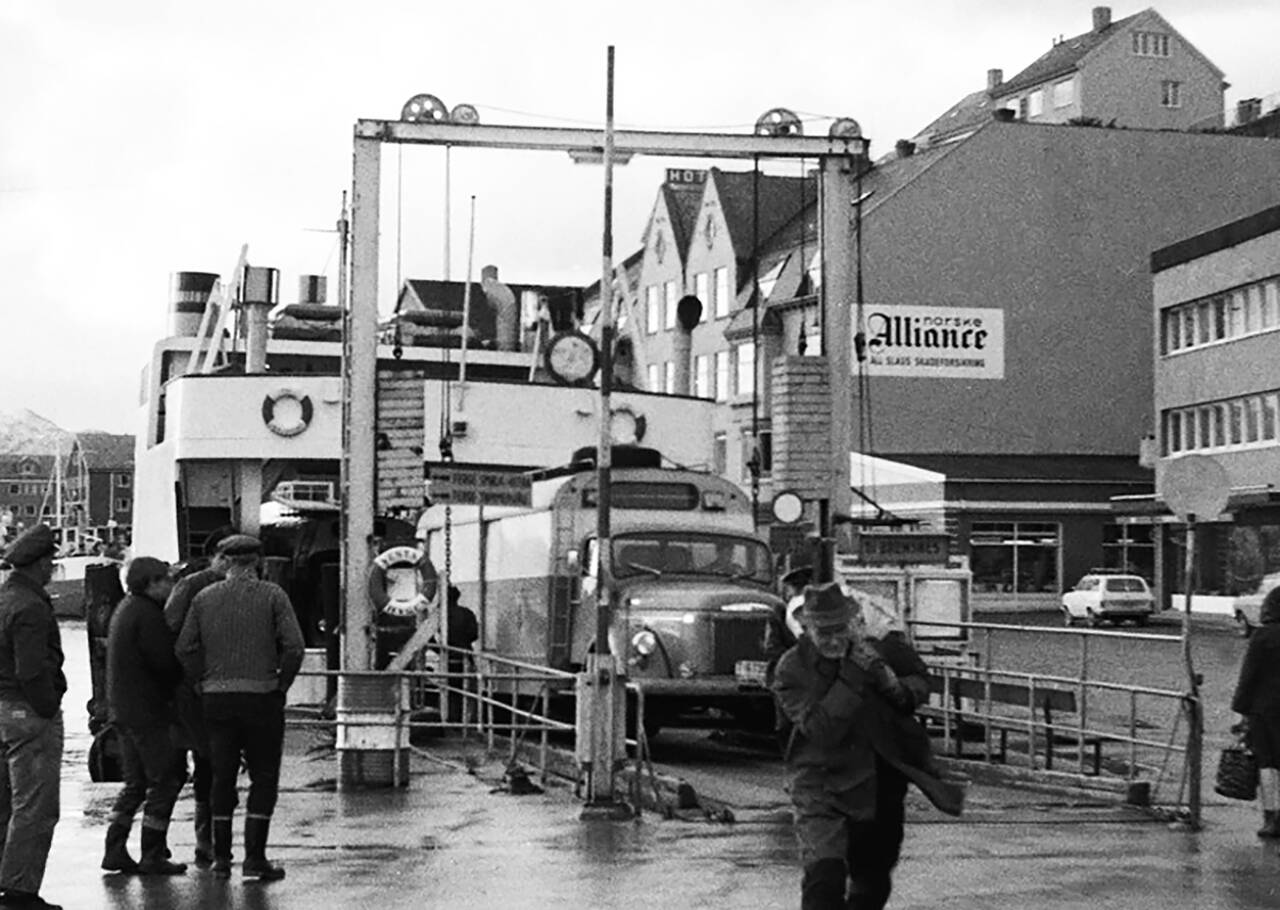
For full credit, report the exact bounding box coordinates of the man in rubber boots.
[0,524,66,910]
[102,556,188,876]
[163,532,231,867]
[175,534,304,882]
[771,582,962,910]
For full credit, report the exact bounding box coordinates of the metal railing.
[911,618,1199,816]
[285,646,576,784]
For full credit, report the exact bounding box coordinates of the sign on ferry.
[428,466,532,507]
[857,532,951,565]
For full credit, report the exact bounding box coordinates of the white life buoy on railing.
[262,389,314,437]
[368,545,439,617]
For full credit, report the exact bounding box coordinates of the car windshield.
[1104,578,1147,593]
[612,532,772,584]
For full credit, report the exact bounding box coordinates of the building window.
[116,498,130,511]
[116,474,131,487]
[1132,31,1170,57]
[1161,276,1280,354]
[693,354,711,398]
[694,273,709,322]
[735,341,755,397]
[24,505,35,516]
[19,463,34,476]
[1163,391,1280,454]
[807,249,822,295]
[970,522,1061,595]
[664,280,678,330]
[1052,79,1074,108]
[1161,80,1181,108]
[646,363,660,391]
[714,351,730,402]
[1017,96,1029,119]
[645,287,660,334]
[1028,89,1044,117]
[712,432,727,475]
[663,361,675,394]
[714,267,730,319]
[7,485,15,495]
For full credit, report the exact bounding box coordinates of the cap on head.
[800,582,855,630]
[2,524,57,568]
[125,556,171,594]
[215,534,262,557]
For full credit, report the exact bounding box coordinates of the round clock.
[545,330,600,385]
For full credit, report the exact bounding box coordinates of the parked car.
[1062,573,1155,627]
[1233,572,1280,638]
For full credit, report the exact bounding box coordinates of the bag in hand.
[1214,737,1259,801]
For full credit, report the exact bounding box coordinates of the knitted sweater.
[175,576,305,695]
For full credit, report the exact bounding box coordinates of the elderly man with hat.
[772,582,962,910]
[0,524,66,910]
[102,555,188,876]
[175,533,304,882]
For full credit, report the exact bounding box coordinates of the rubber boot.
[242,815,285,882]
[1258,809,1280,839]
[138,827,187,875]
[211,816,234,880]
[193,802,214,868]
[101,821,139,873]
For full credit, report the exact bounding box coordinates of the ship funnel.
[169,271,219,336]
[239,265,279,373]
[297,274,328,304]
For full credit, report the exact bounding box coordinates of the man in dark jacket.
[1232,586,1280,838]
[162,540,229,867]
[0,524,66,910]
[772,582,961,910]
[102,556,187,876]
[176,534,304,882]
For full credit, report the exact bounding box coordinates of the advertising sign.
[859,305,1004,379]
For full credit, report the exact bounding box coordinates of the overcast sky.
[2,0,1277,434]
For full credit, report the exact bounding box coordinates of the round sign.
[1162,454,1230,520]
[771,490,804,524]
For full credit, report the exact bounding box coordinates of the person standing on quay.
[0,525,66,910]
[102,556,188,876]
[176,534,304,882]
[772,583,962,910]
[163,534,230,867]
[1232,586,1280,839]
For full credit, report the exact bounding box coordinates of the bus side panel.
[481,511,555,664]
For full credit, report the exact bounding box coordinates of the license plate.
[735,660,769,686]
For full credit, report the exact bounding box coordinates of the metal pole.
[581,45,628,819]
[1181,514,1202,829]
[444,146,452,281]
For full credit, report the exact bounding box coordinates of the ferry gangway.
[910,617,1201,819]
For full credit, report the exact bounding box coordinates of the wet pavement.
[44,622,1280,909]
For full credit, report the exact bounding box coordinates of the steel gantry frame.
[341,115,868,794]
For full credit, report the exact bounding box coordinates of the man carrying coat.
[0,525,65,910]
[102,556,188,876]
[772,582,962,910]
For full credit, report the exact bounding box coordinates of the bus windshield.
[611,532,772,585]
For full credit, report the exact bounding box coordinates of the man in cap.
[176,534,304,882]
[162,528,233,867]
[102,556,187,876]
[0,524,65,909]
[771,582,961,910]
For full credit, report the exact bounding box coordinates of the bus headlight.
[631,629,658,656]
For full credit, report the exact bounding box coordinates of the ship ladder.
[547,505,578,669]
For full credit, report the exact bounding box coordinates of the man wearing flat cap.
[103,556,187,876]
[772,582,962,910]
[176,533,304,882]
[0,524,66,909]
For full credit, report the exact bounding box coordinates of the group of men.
[0,525,305,909]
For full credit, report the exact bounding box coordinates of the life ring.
[262,389,314,437]
[368,545,439,617]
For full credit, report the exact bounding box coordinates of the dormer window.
[1132,31,1170,57]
